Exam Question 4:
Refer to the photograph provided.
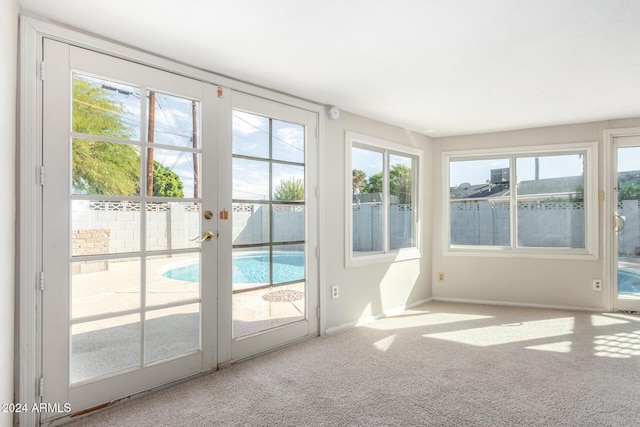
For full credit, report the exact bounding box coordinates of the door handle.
[614,212,626,233]
[190,230,216,242]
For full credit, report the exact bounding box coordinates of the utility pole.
[192,100,199,198]
[147,91,156,197]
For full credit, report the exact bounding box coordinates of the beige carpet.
[66,301,640,426]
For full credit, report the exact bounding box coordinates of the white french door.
[218,91,319,362]
[39,39,319,420]
[611,133,640,312]
[41,39,219,418]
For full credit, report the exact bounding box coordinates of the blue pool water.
[618,270,640,294]
[162,251,304,284]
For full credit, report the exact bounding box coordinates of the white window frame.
[345,131,422,267]
[443,142,598,260]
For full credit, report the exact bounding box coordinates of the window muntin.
[348,133,421,263]
[446,144,595,257]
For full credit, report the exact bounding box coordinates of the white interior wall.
[1,0,18,425]
[323,110,433,330]
[432,118,640,310]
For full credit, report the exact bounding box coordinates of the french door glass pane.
[72,200,141,255]
[146,91,199,149]
[146,202,200,251]
[232,110,270,158]
[72,139,141,196]
[273,204,304,243]
[232,203,269,245]
[233,247,270,290]
[71,258,140,319]
[272,163,304,201]
[272,119,304,163]
[72,74,141,140]
[147,148,199,198]
[233,158,270,200]
[272,244,305,284]
[145,303,200,364]
[70,314,140,384]
[449,158,510,246]
[146,254,200,307]
[516,154,585,248]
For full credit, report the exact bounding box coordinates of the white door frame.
[18,16,326,426]
[604,127,640,312]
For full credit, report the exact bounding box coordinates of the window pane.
[232,203,269,245]
[146,202,200,251]
[516,154,585,248]
[389,154,416,250]
[147,91,199,149]
[272,163,304,201]
[148,254,200,307]
[145,304,200,364]
[147,148,198,198]
[233,158,270,200]
[72,74,141,140]
[72,200,141,255]
[450,158,510,246]
[273,204,304,243]
[71,314,140,384]
[72,139,140,196]
[71,257,140,319]
[272,119,304,163]
[352,147,384,254]
[232,110,269,158]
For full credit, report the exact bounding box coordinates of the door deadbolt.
[204,210,214,220]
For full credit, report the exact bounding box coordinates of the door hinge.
[40,61,45,81]
[39,271,45,292]
[316,306,320,319]
[40,166,45,186]
[39,377,44,397]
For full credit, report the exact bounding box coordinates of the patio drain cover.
[262,289,304,302]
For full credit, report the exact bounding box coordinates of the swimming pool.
[161,251,305,285]
[618,270,640,294]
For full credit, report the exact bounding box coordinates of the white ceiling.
[19,0,640,136]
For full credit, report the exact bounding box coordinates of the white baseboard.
[432,297,604,313]
[325,297,433,335]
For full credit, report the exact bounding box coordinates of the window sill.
[347,248,422,268]
[445,246,598,261]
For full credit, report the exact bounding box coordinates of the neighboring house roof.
[353,192,399,203]
[517,176,583,196]
[450,175,585,199]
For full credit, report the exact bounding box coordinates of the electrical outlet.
[331,284,339,299]
[438,272,445,282]
[592,279,602,291]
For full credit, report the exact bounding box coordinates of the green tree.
[390,164,412,204]
[274,177,304,201]
[618,181,640,201]
[152,161,184,198]
[352,169,367,194]
[72,77,140,195]
[366,172,383,194]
